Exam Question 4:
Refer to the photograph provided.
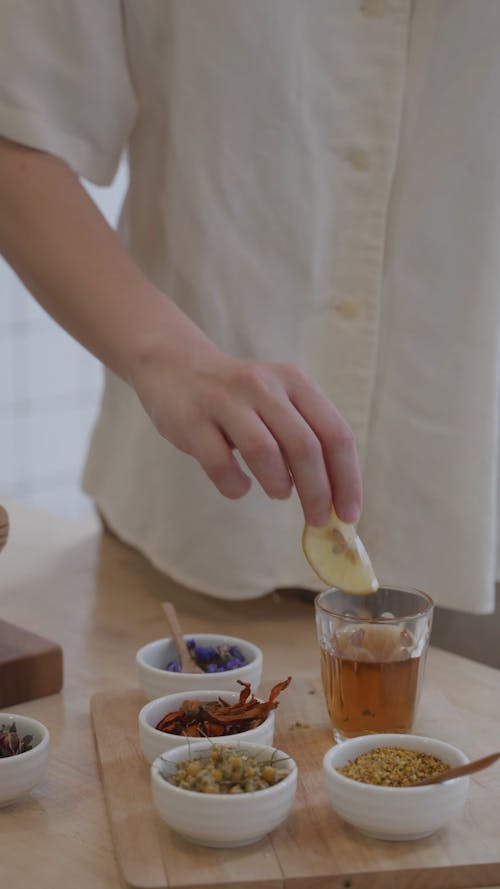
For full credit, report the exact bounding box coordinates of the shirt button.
[335,301,358,321]
[360,0,387,17]
[348,148,371,172]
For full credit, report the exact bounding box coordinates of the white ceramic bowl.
[136,633,263,700]
[323,733,469,841]
[0,713,50,807]
[151,739,297,847]
[139,688,275,764]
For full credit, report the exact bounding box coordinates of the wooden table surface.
[0,499,499,889]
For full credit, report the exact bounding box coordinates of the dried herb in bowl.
[155,677,291,737]
[161,743,291,793]
[166,640,249,673]
[0,722,33,758]
[337,746,450,787]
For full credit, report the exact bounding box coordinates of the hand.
[132,339,362,527]
[0,139,358,526]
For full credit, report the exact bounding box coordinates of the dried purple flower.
[0,722,33,758]
[229,645,243,658]
[194,646,218,662]
[165,640,249,673]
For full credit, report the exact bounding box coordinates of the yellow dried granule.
[337,746,449,787]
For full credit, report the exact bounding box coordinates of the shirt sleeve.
[0,0,137,185]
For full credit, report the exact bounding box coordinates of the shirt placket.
[329,0,412,467]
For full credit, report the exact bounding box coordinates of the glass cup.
[315,586,434,742]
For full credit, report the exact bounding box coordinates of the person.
[0,1,498,611]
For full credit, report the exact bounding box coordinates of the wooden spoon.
[0,506,9,555]
[161,601,203,673]
[413,751,500,786]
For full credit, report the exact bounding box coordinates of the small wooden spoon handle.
[161,601,203,673]
[0,506,9,555]
[415,751,500,786]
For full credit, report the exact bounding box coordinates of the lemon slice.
[302,507,378,594]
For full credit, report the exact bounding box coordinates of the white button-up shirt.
[1,1,499,611]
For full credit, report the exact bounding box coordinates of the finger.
[221,408,293,500]
[289,379,362,524]
[257,396,332,525]
[190,423,252,499]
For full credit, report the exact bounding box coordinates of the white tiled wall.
[0,161,128,521]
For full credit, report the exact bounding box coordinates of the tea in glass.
[315,587,433,742]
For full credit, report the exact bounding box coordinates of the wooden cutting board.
[91,678,500,889]
[0,618,63,707]
[0,506,63,707]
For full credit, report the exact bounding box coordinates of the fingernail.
[308,512,331,528]
[271,485,293,500]
[338,503,361,524]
